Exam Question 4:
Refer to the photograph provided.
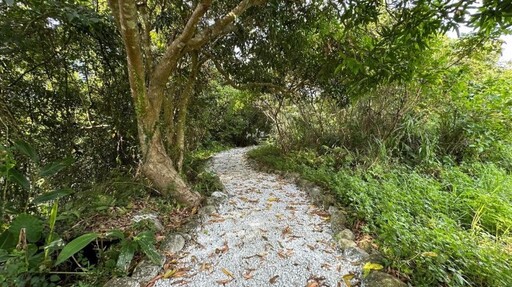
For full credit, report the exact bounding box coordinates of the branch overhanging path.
[155,147,363,286]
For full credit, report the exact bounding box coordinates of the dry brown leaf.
[215,241,229,254]
[243,269,255,280]
[306,281,319,287]
[200,262,213,272]
[269,275,279,284]
[281,225,292,238]
[216,278,233,285]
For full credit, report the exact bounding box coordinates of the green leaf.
[39,158,74,177]
[105,230,125,240]
[14,140,39,163]
[134,231,162,265]
[9,214,43,243]
[0,230,16,250]
[362,262,384,277]
[116,239,137,272]
[32,188,73,205]
[55,233,98,266]
[8,169,30,190]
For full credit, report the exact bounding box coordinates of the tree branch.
[187,0,266,50]
[209,56,292,95]
[150,0,212,93]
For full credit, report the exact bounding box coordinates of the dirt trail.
[155,147,361,287]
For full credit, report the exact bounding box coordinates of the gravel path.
[155,147,362,287]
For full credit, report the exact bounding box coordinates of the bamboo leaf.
[32,188,73,205]
[55,233,98,266]
[8,169,30,190]
[14,140,39,163]
[116,239,137,272]
[39,158,74,177]
[135,231,163,265]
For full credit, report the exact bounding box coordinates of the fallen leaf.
[243,269,255,279]
[342,273,355,287]
[215,241,229,254]
[281,225,292,238]
[269,275,279,284]
[163,269,176,278]
[362,262,383,277]
[221,268,235,279]
[306,281,319,287]
[216,278,233,285]
[200,262,213,272]
[268,197,280,202]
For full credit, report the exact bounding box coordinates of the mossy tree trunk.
[107,0,264,206]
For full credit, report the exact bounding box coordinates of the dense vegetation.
[1,0,511,286]
[249,38,512,286]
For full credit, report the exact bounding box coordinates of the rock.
[132,260,161,283]
[199,205,216,215]
[337,229,355,241]
[287,172,300,181]
[337,238,357,250]
[363,271,407,287]
[368,252,386,264]
[104,277,140,287]
[307,187,323,204]
[131,213,164,231]
[330,209,347,233]
[344,247,370,262]
[206,191,228,205]
[321,194,337,208]
[211,191,228,199]
[163,234,186,253]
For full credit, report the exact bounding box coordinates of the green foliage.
[55,233,99,266]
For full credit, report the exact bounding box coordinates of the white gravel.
[155,147,361,287]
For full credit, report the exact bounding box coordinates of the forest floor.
[154,147,362,287]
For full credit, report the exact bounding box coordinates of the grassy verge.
[248,145,512,287]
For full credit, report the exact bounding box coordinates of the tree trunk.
[141,130,202,206]
[175,52,199,173]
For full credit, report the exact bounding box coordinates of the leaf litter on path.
[153,147,362,287]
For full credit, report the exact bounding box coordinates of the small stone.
[104,277,140,287]
[288,172,300,180]
[199,205,216,215]
[337,229,355,241]
[206,191,228,205]
[211,191,228,199]
[344,247,370,262]
[368,252,386,264]
[321,194,337,208]
[330,209,347,233]
[163,234,186,253]
[132,260,161,283]
[363,271,407,287]
[131,213,164,231]
[337,238,357,250]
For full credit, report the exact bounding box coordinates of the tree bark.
[175,52,199,173]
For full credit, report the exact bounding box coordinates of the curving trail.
[155,147,361,287]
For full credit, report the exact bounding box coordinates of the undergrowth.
[248,145,512,286]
